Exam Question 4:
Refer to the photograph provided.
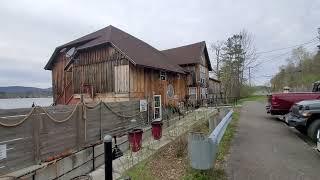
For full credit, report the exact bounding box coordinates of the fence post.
[33,107,41,163]
[104,135,113,180]
[77,103,85,149]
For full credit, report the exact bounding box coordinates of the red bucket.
[151,121,163,140]
[128,129,143,152]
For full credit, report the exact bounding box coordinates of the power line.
[251,41,319,83]
[252,41,319,68]
[256,37,318,55]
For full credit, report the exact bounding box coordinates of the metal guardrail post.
[104,135,113,180]
[188,109,233,170]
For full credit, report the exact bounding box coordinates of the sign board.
[0,144,6,160]
[140,99,147,112]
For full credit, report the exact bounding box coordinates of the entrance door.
[154,95,162,120]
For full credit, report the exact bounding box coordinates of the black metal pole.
[104,135,113,180]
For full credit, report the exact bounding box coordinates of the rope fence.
[0,100,147,175]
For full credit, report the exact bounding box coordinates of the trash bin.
[151,121,163,140]
[128,129,143,152]
[317,130,320,152]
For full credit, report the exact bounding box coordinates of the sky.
[0,0,319,88]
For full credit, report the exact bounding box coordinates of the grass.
[125,120,210,180]
[126,109,241,180]
[238,95,266,105]
[182,109,240,180]
[216,110,239,162]
[126,159,153,179]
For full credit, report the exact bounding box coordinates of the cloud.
[0,0,319,87]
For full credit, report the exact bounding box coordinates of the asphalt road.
[226,101,320,180]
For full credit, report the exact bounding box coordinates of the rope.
[40,103,79,123]
[0,107,36,127]
[0,100,141,127]
[102,101,141,118]
[83,101,102,109]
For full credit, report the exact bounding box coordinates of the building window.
[189,87,197,100]
[200,65,206,85]
[201,88,207,99]
[160,71,166,80]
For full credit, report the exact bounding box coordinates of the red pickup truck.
[267,81,320,115]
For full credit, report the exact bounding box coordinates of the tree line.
[270,47,320,92]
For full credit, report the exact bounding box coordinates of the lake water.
[0,98,53,109]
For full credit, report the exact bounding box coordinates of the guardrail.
[209,109,234,144]
[188,109,233,170]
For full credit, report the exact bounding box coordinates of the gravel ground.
[226,101,320,180]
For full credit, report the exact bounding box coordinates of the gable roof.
[162,41,213,71]
[209,77,221,83]
[44,25,185,73]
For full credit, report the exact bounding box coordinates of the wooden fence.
[0,100,146,175]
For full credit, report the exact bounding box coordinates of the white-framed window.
[189,87,197,100]
[160,71,166,80]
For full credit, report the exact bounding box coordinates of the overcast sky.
[0,0,319,88]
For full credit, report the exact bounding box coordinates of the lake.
[0,98,53,109]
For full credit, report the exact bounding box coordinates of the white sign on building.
[140,99,148,112]
[0,144,7,160]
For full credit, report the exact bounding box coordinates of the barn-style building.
[45,25,217,120]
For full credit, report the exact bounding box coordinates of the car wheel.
[295,126,307,135]
[307,120,320,142]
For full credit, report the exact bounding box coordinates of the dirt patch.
[148,136,188,180]
[126,119,211,180]
[146,120,212,180]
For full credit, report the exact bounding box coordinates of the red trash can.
[128,129,143,152]
[151,121,163,140]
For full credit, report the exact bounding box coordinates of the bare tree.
[239,30,257,90]
[210,41,224,79]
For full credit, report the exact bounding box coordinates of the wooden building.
[162,42,213,105]
[45,25,213,120]
[208,77,223,101]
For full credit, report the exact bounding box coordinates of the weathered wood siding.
[51,44,188,106]
[52,53,68,103]
[51,44,131,104]
[129,65,187,106]
[72,45,129,94]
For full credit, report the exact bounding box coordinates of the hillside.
[0,86,52,99]
[271,47,320,92]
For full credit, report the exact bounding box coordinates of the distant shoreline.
[0,96,53,99]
